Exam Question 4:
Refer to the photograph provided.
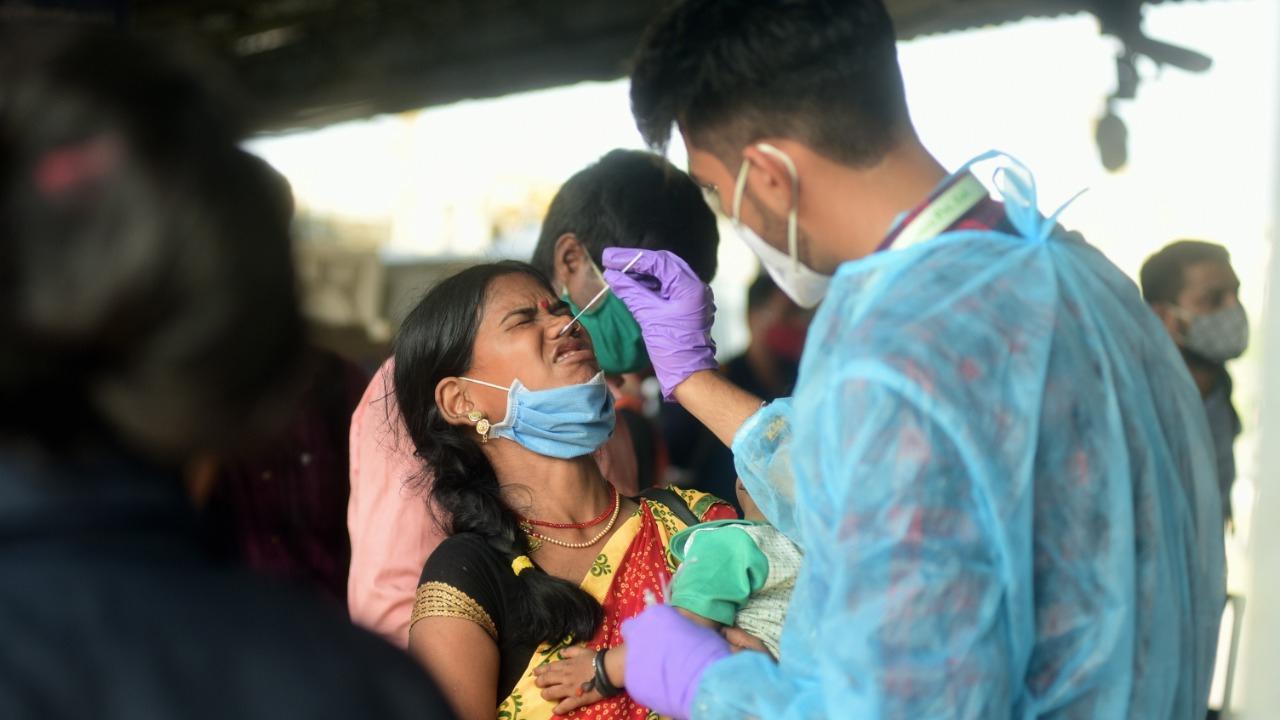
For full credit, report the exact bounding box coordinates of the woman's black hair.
[0,27,304,460]
[393,261,602,646]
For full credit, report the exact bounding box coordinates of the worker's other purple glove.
[621,604,731,719]
[602,247,717,400]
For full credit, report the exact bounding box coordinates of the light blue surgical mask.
[461,372,615,459]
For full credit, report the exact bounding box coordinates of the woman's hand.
[722,626,772,657]
[534,646,604,715]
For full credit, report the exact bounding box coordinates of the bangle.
[592,648,623,698]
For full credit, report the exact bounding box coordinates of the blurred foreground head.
[0,27,303,463]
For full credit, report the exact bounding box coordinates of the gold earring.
[467,410,491,443]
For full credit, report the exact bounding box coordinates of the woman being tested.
[394,262,733,720]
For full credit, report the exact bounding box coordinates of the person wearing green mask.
[530,149,721,376]
[530,149,722,490]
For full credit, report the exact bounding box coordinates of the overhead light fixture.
[1095,103,1129,172]
[1091,0,1212,173]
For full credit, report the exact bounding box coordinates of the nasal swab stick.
[557,251,644,337]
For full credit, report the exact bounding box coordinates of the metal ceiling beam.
[125,0,1201,132]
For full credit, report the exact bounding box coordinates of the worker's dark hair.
[630,0,910,165]
[394,262,602,647]
[530,148,719,284]
[746,272,782,313]
[1139,240,1231,305]
[0,26,304,460]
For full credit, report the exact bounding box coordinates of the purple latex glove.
[621,604,731,719]
[602,247,718,400]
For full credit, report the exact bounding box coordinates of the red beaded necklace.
[519,486,619,529]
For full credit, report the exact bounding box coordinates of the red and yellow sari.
[499,488,735,720]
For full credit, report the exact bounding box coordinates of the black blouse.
[412,533,537,699]
[410,488,733,704]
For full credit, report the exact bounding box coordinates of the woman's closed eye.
[501,307,538,329]
[501,301,570,330]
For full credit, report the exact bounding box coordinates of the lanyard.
[882,173,991,253]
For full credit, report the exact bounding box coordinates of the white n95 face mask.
[731,143,831,309]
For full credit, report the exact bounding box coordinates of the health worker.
[604,1,1226,718]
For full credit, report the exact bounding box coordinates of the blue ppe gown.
[694,153,1225,719]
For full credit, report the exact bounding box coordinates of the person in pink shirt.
[348,149,722,646]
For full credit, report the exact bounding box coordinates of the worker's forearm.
[671,370,764,448]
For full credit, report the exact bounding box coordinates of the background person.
[205,347,368,606]
[0,27,450,719]
[347,149,720,646]
[532,148,721,490]
[199,162,367,607]
[1141,240,1248,527]
[606,0,1225,717]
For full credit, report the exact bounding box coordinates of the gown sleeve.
[731,397,800,540]
[695,372,1012,719]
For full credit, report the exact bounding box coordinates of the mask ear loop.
[753,143,801,273]
[1162,304,1195,346]
[460,377,511,392]
[731,156,752,225]
[459,376,518,435]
